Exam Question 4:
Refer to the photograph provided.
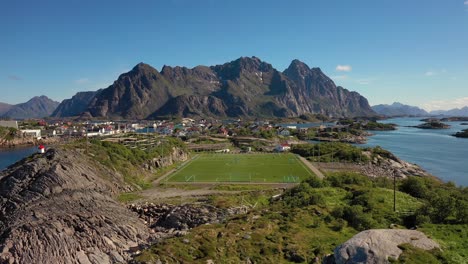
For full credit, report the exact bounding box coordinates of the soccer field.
[165,153,314,183]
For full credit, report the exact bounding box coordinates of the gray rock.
[0,149,151,263]
[334,229,440,264]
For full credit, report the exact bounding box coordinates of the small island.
[412,121,451,129]
[453,129,468,138]
[440,117,468,122]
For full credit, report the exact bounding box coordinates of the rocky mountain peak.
[283,59,312,80]
[130,62,158,75]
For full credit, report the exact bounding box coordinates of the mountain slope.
[84,63,189,119]
[0,102,12,116]
[372,102,429,117]
[55,57,376,119]
[51,90,101,117]
[1,96,60,119]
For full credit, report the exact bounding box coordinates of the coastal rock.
[143,147,189,171]
[333,229,440,264]
[128,203,230,231]
[0,149,151,264]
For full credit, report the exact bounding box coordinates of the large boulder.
[334,229,439,264]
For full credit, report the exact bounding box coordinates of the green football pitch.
[165,153,314,183]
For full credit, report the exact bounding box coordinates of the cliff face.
[55,57,376,119]
[0,149,151,264]
[51,90,101,117]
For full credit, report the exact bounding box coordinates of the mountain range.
[0,96,60,119]
[372,102,429,117]
[52,57,376,119]
[429,106,468,117]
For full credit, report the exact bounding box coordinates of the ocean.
[0,146,37,171]
[362,117,468,186]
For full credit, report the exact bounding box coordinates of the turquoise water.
[0,146,37,171]
[363,118,468,186]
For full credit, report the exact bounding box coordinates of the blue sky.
[1,0,467,111]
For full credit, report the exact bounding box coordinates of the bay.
[363,117,468,186]
[0,146,37,171]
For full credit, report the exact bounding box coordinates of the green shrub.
[325,172,372,188]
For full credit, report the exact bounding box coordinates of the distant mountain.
[1,96,60,119]
[430,106,468,117]
[0,102,12,116]
[51,90,102,117]
[54,57,376,119]
[372,102,429,117]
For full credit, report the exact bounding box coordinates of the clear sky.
[1,0,467,111]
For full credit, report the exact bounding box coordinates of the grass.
[134,172,464,263]
[211,184,277,191]
[390,243,443,264]
[420,224,468,263]
[117,192,143,203]
[165,153,314,183]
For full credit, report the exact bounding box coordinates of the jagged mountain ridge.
[53,57,376,119]
[372,102,429,117]
[1,96,60,119]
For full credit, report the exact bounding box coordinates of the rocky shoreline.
[0,136,64,149]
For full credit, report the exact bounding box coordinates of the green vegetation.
[361,121,397,131]
[66,136,187,189]
[390,244,444,264]
[136,172,468,263]
[0,126,18,141]
[419,224,468,263]
[338,119,397,131]
[292,142,369,162]
[165,153,314,183]
[117,192,142,203]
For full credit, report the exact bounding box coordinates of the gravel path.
[298,156,325,179]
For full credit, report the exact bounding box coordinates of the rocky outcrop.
[453,129,468,138]
[333,229,440,264]
[0,149,151,264]
[128,203,248,242]
[143,147,189,171]
[316,152,430,179]
[362,151,430,178]
[0,135,62,148]
[129,203,228,230]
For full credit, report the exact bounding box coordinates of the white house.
[20,129,41,139]
[275,143,291,152]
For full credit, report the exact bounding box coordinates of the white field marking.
[295,155,314,177]
[165,154,200,182]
